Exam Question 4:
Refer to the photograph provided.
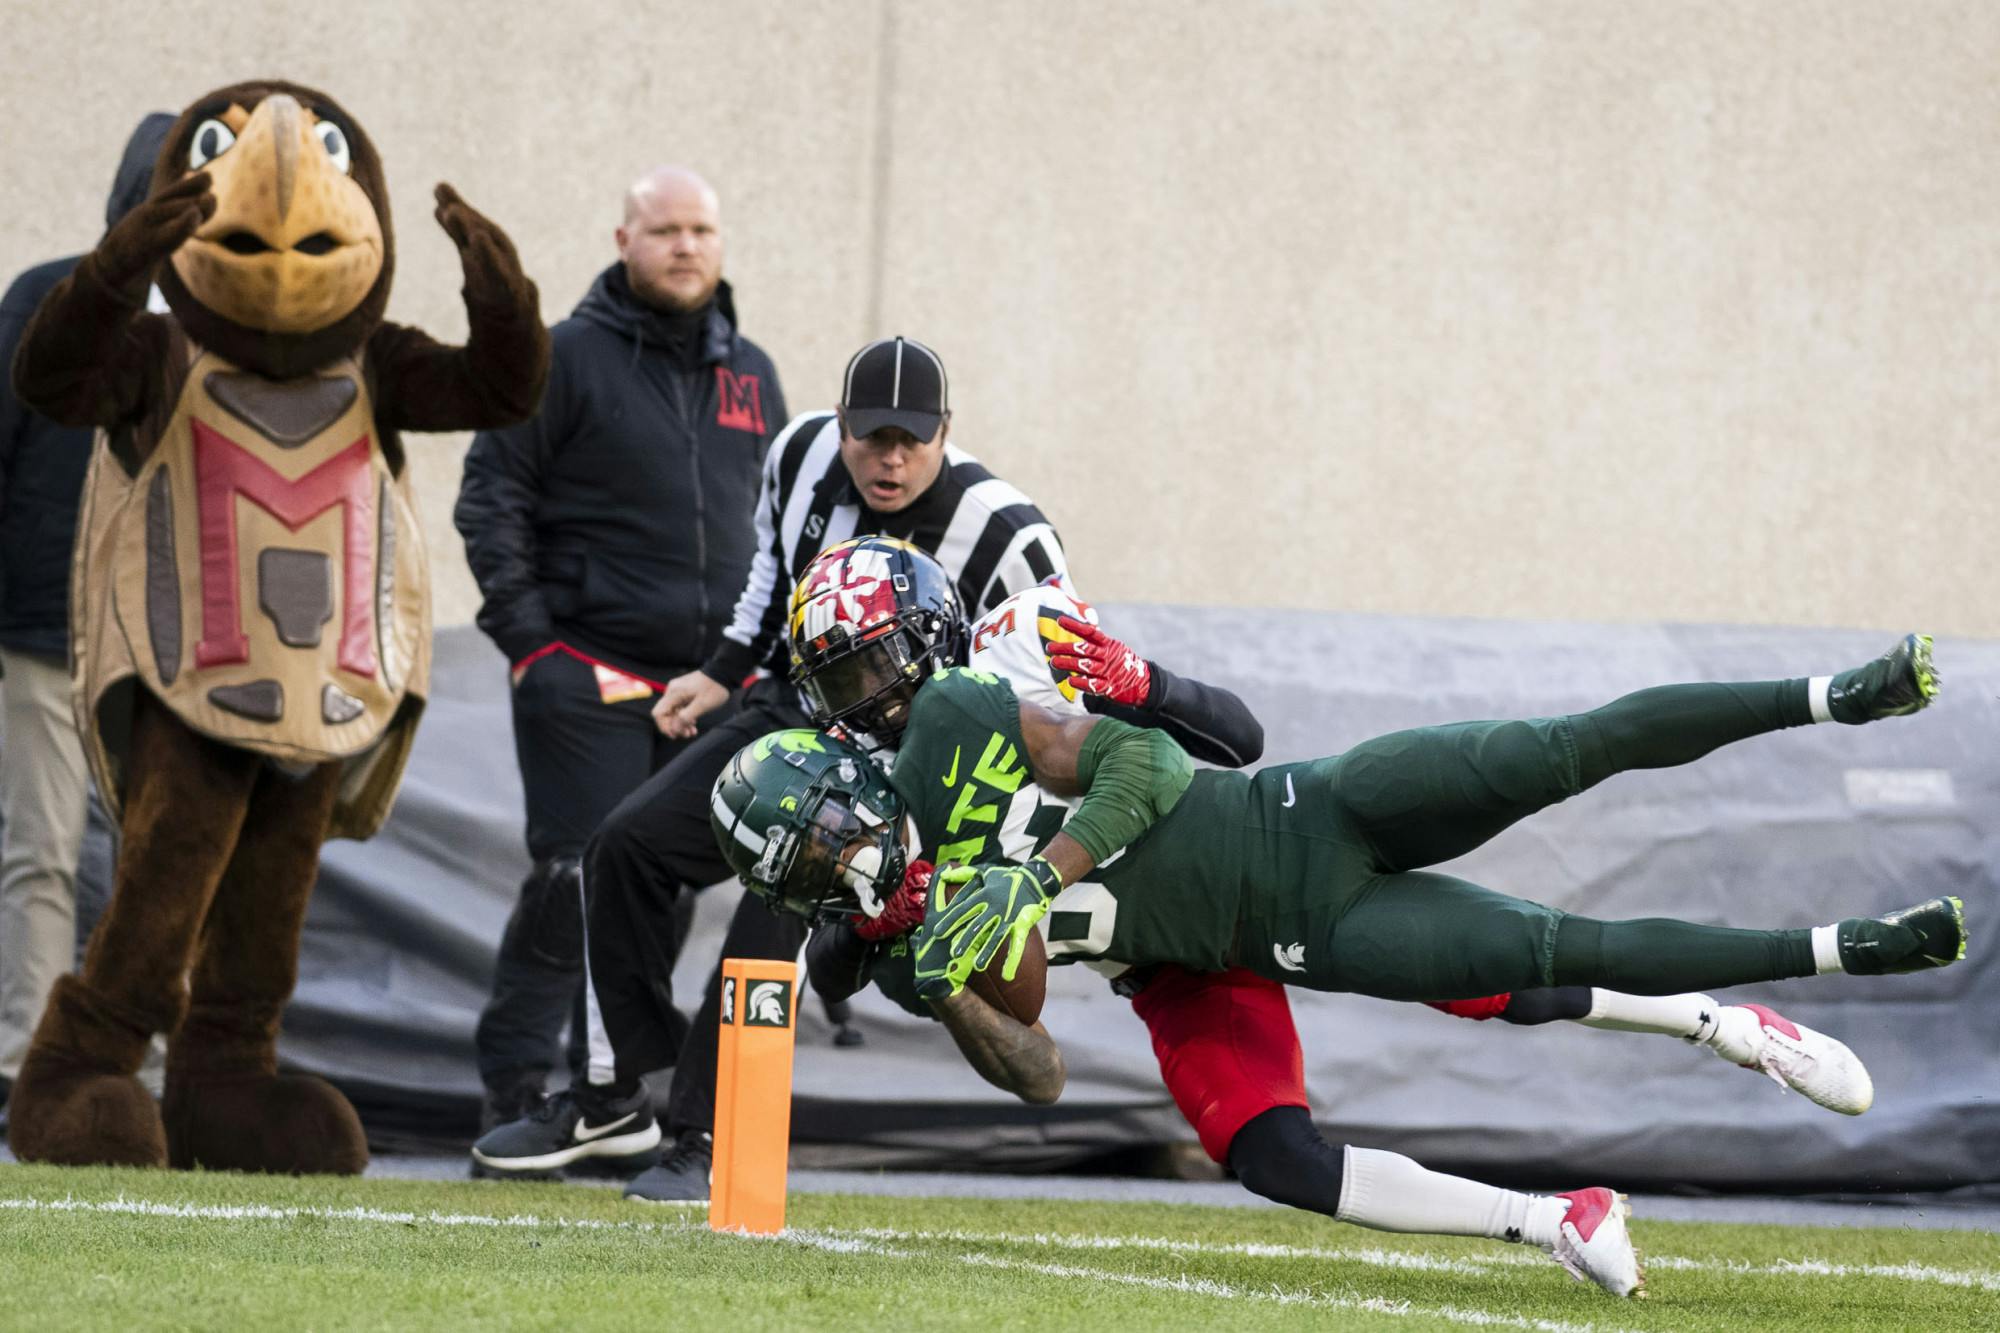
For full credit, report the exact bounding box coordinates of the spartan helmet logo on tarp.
[745,980,792,1028]
[721,976,736,1024]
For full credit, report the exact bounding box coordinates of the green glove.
[912,858,1062,1000]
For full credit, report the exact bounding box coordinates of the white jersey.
[964,579,1096,717]
[867,577,1095,766]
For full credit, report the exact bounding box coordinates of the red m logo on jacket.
[715,368,765,435]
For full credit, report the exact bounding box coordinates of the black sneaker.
[1838,896,1967,975]
[623,1129,713,1203]
[470,1083,661,1177]
[1827,634,1939,723]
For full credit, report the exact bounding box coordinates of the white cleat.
[1549,1188,1645,1299]
[1708,1003,1874,1116]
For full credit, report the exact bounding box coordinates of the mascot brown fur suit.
[7,80,549,1173]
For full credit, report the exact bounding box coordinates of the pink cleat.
[1710,1003,1875,1116]
[1549,1188,1645,1299]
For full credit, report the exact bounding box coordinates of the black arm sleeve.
[805,921,877,1006]
[1085,661,1265,768]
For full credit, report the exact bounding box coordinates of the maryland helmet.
[709,728,908,922]
[786,537,966,743]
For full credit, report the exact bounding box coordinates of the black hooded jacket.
[0,112,176,659]
[455,264,786,680]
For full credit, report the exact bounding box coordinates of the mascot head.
[153,79,392,378]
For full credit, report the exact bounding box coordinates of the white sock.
[1812,924,1846,974]
[1577,989,1720,1042]
[1807,676,1834,724]
[1336,1146,1566,1249]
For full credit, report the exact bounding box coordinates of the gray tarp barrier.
[27,615,1999,1189]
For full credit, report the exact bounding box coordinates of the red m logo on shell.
[192,419,378,677]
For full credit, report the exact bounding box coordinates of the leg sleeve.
[1551,915,1816,994]
[1227,1105,1343,1216]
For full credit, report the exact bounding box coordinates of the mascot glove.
[433,183,533,310]
[1048,615,1153,707]
[853,860,933,941]
[96,171,216,293]
[912,858,1060,999]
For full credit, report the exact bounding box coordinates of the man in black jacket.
[0,112,176,1118]
[454,166,786,1141]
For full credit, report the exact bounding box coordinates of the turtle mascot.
[7,80,549,1173]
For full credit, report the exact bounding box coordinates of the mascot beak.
[265,94,303,222]
[172,92,384,335]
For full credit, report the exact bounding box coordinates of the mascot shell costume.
[8,80,549,1173]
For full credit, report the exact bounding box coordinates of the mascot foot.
[8,975,169,1167]
[8,1057,167,1168]
[164,1071,369,1175]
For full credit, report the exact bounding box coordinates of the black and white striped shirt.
[699,411,1068,683]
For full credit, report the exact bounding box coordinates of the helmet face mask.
[796,625,925,741]
[771,788,898,919]
[788,538,966,747]
[711,730,909,924]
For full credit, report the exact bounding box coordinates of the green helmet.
[710,728,909,923]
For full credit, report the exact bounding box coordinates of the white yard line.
[771,1226,1637,1333]
[828,1221,1519,1274]
[4,1193,1995,1299]
[1645,1253,2000,1292]
[0,1194,683,1235]
[816,1221,2000,1294]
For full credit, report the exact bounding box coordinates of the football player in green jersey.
[713,633,1960,1299]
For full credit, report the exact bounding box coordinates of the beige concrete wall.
[7,1,1996,636]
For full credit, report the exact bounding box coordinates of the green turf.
[0,1162,1992,1331]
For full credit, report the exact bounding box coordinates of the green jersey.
[887,667,1248,974]
[884,666,1424,991]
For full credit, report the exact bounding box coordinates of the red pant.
[1128,965,1307,1163]
[1130,969,1521,1162]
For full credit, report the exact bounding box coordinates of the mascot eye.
[188,119,236,168]
[314,121,352,174]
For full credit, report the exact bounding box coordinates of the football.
[936,873,1048,1026]
[968,926,1047,1026]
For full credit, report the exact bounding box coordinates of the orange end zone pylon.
[709,957,800,1234]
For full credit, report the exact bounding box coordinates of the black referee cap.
[841,336,949,441]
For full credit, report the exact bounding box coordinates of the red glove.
[1047,615,1152,706]
[1425,994,1514,1022]
[853,860,933,940]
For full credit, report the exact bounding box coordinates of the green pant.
[1238,679,1822,997]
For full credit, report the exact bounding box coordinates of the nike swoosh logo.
[575,1112,638,1142]
[942,746,961,787]
[1282,774,1297,808]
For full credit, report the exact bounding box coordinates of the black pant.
[475,650,701,1095]
[583,676,808,1124]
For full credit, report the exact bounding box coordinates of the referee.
[470,337,1068,1193]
